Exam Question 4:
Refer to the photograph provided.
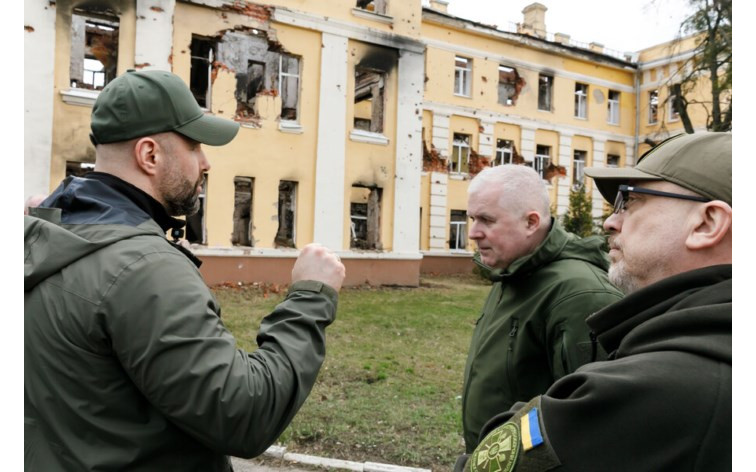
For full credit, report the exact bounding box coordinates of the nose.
[468,221,483,240]
[603,211,622,233]
[198,146,211,172]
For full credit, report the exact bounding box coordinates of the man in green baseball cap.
[25,70,346,470]
[456,132,731,471]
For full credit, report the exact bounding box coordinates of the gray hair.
[468,164,551,218]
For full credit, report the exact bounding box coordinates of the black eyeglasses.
[613,184,710,214]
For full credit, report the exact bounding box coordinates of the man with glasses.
[456,132,731,471]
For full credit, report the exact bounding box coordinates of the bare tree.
[661,0,731,133]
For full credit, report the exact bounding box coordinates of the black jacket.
[459,265,731,471]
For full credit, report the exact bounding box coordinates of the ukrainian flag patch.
[520,408,544,451]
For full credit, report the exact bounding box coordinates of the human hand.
[291,243,346,291]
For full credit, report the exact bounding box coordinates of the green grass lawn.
[213,274,491,471]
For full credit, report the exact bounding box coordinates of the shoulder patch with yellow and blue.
[466,397,561,472]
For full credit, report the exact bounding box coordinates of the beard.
[608,261,641,295]
[159,171,203,217]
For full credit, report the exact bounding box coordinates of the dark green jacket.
[460,265,732,471]
[24,177,338,471]
[462,221,622,452]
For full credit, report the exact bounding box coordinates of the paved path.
[231,456,314,472]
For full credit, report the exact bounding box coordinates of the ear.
[685,201,732,251]
[133,137,161,176]
[524,211,541,234]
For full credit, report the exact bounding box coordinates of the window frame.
[450,133,471,174]
[534,145,551,181]
[574,83,588,119]
[648,89,659,124]
[538,74,553,112]
[607,90,620,125]
[454,56,472,97]
[494,139,514,166]
[279,53,301,123]
[668,85,681,122]
[572,150,587,189]
[449,210,468,251]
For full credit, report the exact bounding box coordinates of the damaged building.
[25,0,710,285]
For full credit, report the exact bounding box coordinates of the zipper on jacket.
[590,331,598,362]
[508,318,519,342]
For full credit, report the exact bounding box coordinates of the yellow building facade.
[23,0,714,285]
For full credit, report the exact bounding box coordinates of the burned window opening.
[648,89,659,124]
[280,54,301,121]
[190,36,217,108]
[538,74,553,111]
[354,68,386,133]
[607,154,621,168]
[65,161,95,178]
[70,10,119,90]
[449,210,467,250]
[275,181,297,248]
[498,65,524,106]
[450,133,471,174]
[186,174,208,244]
[231,177,254,247]
[356,0,387,15]
[350,186,382,250]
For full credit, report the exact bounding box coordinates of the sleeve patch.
[467,422,520,472]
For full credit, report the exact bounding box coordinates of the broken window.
[534,145,551,181]
[356,0,387,15]
[190,36,216,109]
[350,186,382,250]
[449,210,468,250]
[607,90,620,125]
[574,83,588,119]
[498,65,522,105]
[573,150,587,188]
[648,89,659,124]
[65,161,95,177]
[69,9,119,90]
[280,54,301,121]
[450,133,471,173]
[354,68,385,133]
[668,84,681,121]
[494,139,514,166]
[275,181,297,248]
[607,154,620,168]
[538,74,553,111]
[231,177,254,247]
[454,56,472,97]
[186,174,208,244]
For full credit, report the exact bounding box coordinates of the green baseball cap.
[584,132,732,206]
[90,69,239,146]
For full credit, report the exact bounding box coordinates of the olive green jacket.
[462,221,622,452]
[24,177,338,471]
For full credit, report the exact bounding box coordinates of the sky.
[434,0,696,53]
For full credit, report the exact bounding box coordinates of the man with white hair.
[458,132,731,471]
[461,164,622,453]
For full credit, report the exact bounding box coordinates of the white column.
[135,0,175,71]
[431,112,450,158]
[556,133,573,215]
[478,120,495,158]
[392,50,425,254]
[591,139,606,218]
[625,141,636,166]
[520,126,536,163]
[428,172,448,250]
[24,0,57,201]
[313,33,348,249]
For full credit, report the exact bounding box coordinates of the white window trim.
[538,75,553,112]
[191,44,214,111]
[449,219,467,251]
[607,92,620,125]
[351,7,393,24]
[574,84,588,119]
[279,54,301,125]
[450,135,471,174]
[279,121,304,134]
[648,90,659,125]
[534,149,551,182]
[350,129,390,145]
[572,154,586,188]
[60,88,100,107]
[454,57,472,97]
[495,140,513,166]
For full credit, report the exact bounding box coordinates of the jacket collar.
[586,264,732,356]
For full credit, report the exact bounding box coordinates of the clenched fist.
[291,243,346,291]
